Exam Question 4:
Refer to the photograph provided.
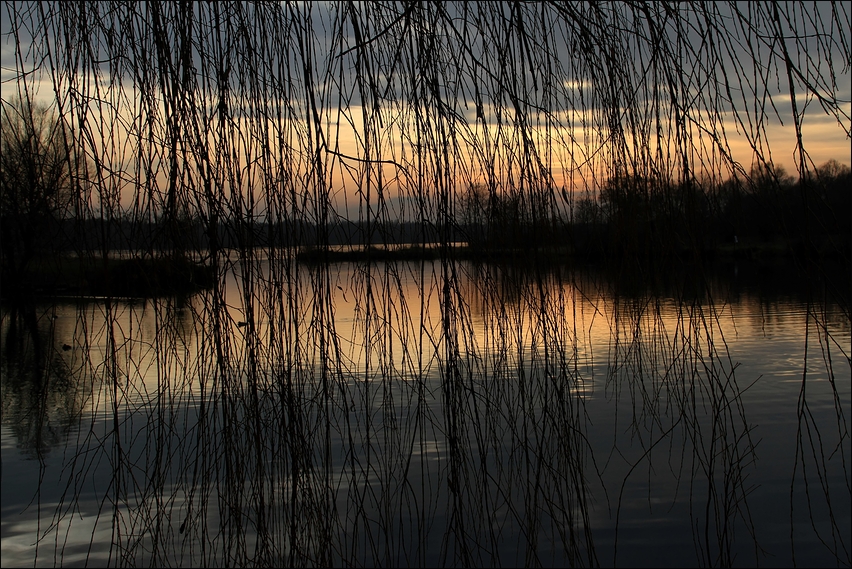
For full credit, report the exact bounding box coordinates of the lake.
[1,255,849,567]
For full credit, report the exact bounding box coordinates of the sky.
[1,1,850,219]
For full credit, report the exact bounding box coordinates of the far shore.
[1,233,847,302]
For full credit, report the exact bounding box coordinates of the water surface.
[2,258,849,567]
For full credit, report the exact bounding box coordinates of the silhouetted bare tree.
[0,97,78,291]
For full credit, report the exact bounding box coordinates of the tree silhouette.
[0,97,77,291]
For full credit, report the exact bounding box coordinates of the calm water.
[1,257,849,567]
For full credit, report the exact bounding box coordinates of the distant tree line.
[460,161,851,263]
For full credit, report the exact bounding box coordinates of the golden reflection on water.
[7,259,847,422]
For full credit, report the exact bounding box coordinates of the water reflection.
[1,305,83,459]
[1,258,849,567]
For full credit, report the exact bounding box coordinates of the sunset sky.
[1,1,849,218]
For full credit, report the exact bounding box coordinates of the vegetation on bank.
[298,160,850,266]
[459,161,851,263]
[2,158,848,298]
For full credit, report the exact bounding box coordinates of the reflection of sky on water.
[1,260,849,567]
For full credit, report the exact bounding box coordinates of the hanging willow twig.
[0,2,849,568]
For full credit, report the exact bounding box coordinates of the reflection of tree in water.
[0,306,82,458]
